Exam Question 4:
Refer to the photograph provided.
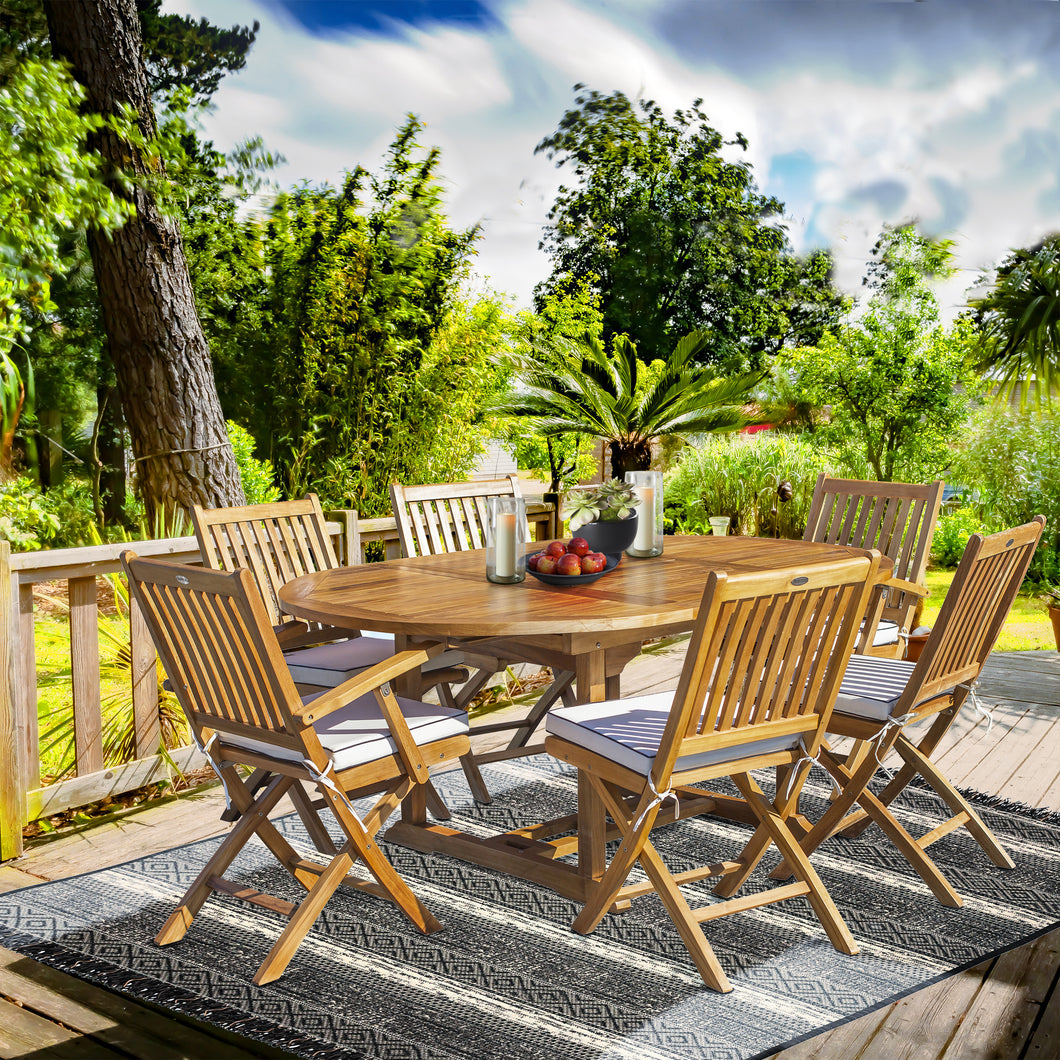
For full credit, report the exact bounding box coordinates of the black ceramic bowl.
[526,552,621,586]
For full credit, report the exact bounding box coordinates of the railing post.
[0,541,25,860]
[326,509,363,565]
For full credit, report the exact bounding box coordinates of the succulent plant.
[562,479,640,531]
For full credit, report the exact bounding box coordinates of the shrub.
[227,420,280,505]
[0,477,61,550]
[948,405,1060,581]
[931,507,996,568]
[664,433,835,538]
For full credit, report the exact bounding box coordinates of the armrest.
[274,618,310,647]
[882,576,928,598]
[295,649,431,722]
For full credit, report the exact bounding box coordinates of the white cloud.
[171,0,1060,313]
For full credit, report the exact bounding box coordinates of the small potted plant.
[562,479,640,555]
[1042,584,1060,651]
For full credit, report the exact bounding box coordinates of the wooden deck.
[0,648,1057,1059]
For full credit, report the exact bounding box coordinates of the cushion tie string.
[871,712,918,780]
[189,731,234,813]
[959,680,994,734]
[633,774,679,832]
[784,738,842,800]
[300,756,365,830]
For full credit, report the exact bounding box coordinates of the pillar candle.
[496,511,517,578]
[634,487,654,551]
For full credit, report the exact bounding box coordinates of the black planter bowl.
[527,552,621,586]
[576,514,638,557]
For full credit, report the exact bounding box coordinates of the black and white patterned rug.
[2,755,1059,1060]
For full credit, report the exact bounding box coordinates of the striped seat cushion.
[834,654,919,721]
[283,634,397,686]
[546,693,800,776]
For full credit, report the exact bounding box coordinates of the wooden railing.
[0,502,558,861]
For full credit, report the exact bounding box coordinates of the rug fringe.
[904,774,1060,824]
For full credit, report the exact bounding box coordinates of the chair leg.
[254,780,444,985]
[574,776,732,992]
[288,781,338,855]
[784,748,964,908]
[157,772,295,947]
[505,670,575,751]
[733,774,858,956]
[459,752,492,805]
[715,764,809,898]
[893,734,1015,869]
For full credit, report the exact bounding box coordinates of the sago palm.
[971,240,1060,406]
[492,330,765,479]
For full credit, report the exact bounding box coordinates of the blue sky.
[176,0,1060,313]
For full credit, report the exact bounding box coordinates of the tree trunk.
[44,0,244,522]
[607,439,653,480]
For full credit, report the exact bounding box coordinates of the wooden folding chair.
[804,475,943,657]
[191,495,465,824]
[121,551,470,985]
[543,550,882,992]
[777,518,1045,909]
[391,478,577,804]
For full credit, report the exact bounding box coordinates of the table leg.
[575,648,607,703]
[577,774,606,882]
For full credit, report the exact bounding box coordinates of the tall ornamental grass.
[665,433,835,539]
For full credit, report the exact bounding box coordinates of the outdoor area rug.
[1,754,1059,1060]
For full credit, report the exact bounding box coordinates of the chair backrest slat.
[391,476,525,558]
[122,554,306,751]
[898,518,1045,712]
[804,476,944,631]
[655,553,882,782]
[192,495,341,631]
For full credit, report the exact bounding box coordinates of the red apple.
[545,541,567,558]
[527,552,543,571]
[556,553,583,576]
[536,554,558,574]
[582,552,606,574]
[566,536,591,556]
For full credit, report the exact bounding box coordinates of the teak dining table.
[278,534,891,903]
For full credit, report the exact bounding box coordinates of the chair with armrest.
[390,477,578,804]
[191,494,468,826]
[121,551,470,985]
[804,475,944,658]
[774,517,1045,908]
[543,550,882,993]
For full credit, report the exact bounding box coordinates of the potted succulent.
[1043,584,1060,651]
[562,479,641,555]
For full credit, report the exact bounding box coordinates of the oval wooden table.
[279,535,891,903]
[279,534,884,704]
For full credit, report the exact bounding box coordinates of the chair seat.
[283,635,397,686]
[546,693,801,776]
[223,693,469,772]
[833,654,924,721]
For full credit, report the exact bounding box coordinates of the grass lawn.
[922,567,1055,651]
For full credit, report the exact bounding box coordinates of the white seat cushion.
[868,619,900,647]
[283,635,397,686]
[546,693,800,776]
[222,693,469,772]
[833,654,918,721]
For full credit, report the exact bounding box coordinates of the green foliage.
[227,118,499,515]
[0,60,133,357]
[948,403,1060,581]
[226,420,280,505]
[969,234,1060,407]
[930,507,996,569]
[777,225,981,481]
[491,329,764,480]
[136,0,258,105]
[664,433,834,538]
[0,475,59,549]
[535,87,846,371]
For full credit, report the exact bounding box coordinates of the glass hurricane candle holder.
[624,470,663,557]
[486,495,527,583]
